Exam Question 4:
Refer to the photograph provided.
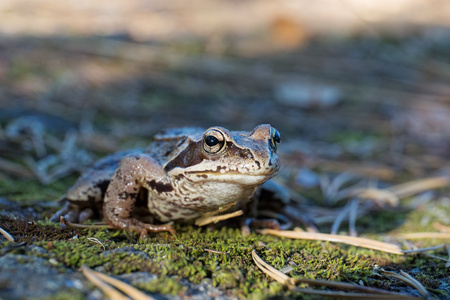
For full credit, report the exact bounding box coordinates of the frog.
[50,124,287,238]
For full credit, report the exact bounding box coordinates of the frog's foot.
[50,202,95,224]
[139,223,177,239]
[240,217,285,236]
[106,217,176,238]
[50,201,78,223]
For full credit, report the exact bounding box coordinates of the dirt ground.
[1,1,450,299]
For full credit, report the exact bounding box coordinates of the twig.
[420,252,450,264]
[291,288,419,299]
[348,198,358,236]
[328,172,356,203]
[331,179,368,203]
[399,271,430,299]
[402,241,450,263]
[82,265,155,300]
[381,269,430,299]
[354,188,399,206]
[401,244,446,254]
[314,205,370,225]
[396,232,450,240]
[195,210,243,226]
[387,177,450,199]
[204,248,230,255]
[0,242,26,255]
[252,250,418,299]
[330,200,352,235]
[87,237,106,251]
[259,229,404,255]
[60,216,114,229]
[251,249,293,286]
[81,265,129,300]
[0,227,14,242]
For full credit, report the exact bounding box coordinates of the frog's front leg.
[103,154,176,238]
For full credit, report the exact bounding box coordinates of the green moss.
[2,191,450,299]
[135,276,186,295]
[44,223,445,297]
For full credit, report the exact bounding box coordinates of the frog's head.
[165,124,280,186]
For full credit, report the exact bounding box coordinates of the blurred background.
[1,0,450,187]
[3,3,450,298]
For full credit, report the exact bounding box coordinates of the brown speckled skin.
[103,154,178,237]
[51,124,281,238]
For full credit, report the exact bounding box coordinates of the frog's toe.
[258,219,281,230]
[144,223,177,236]
[50,210,65,222]
[139,230,148,239]
[137,224,176,239]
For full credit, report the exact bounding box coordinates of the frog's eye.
[269,127,281,152]
[203,129,226,154]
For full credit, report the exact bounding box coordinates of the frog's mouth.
[183,169,278,185]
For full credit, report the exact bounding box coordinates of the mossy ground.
[1,160,450,299]
[1,178,450,299]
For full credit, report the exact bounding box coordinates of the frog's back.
[144,127,204,165]
[60,127,203,208]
